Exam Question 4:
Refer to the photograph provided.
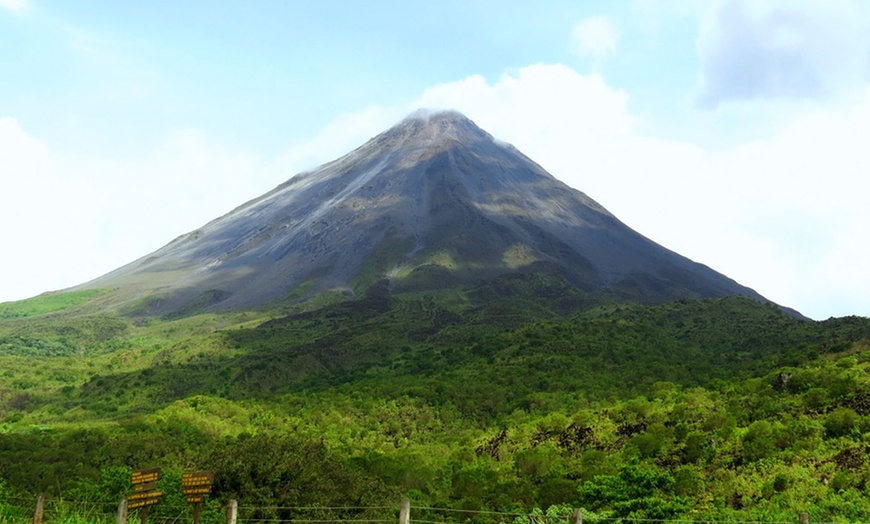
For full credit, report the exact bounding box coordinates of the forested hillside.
[2,284,870,522]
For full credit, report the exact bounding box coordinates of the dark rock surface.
[80,110,779,315]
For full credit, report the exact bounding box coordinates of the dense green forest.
[3,280,870,522]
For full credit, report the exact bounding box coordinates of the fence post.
[571,509,582,524]
[117,497,128,524]
[399,498,410,524]
[800,513,809,524]
[226,500,238,524]
[32,494,45,524]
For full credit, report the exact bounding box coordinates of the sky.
[1,0,869,320]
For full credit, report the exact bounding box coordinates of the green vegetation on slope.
[0,290,108,319]
[2,284,870,522]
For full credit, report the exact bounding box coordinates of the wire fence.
[0,498,825,524]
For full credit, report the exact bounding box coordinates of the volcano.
[80,110,785,316]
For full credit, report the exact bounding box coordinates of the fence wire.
[0,498,842,524]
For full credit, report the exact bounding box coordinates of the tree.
[577,463,690,520]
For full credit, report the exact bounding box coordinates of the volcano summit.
[81,110,782,316]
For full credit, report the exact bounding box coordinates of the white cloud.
[0,117,47,170]
[0,118,280,303]
[696,0,870,107]
[0,0,28,14]
[275,65,637,179]
[417,64,634,147]
[64,127,286,279]
[710,91,870,317]
[571,17,619,60]
[0,118,103,302]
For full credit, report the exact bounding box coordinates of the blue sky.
[2,0,869,320]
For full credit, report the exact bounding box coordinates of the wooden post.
[399,498,410,524]
[571,509,582,524]
[139,505,148,524]
[226,500,238,524]
[193,502,201,524]
[32,494,45,524]
[117,497,128,524]
[799,513,809,524]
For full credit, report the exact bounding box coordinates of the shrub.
[824,408,859,438]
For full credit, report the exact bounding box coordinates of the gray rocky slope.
[80,110,783,315]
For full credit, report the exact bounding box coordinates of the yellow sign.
[182,486,212,495]
[131,468,161,485]
[182,470,214,504]
[128,498,161,510]
[182,471,214,487]
[127,491,164,502]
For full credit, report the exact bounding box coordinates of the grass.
[0,290,109,319]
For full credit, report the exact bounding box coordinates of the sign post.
[182,470,214,524]
[128,468,163,524]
